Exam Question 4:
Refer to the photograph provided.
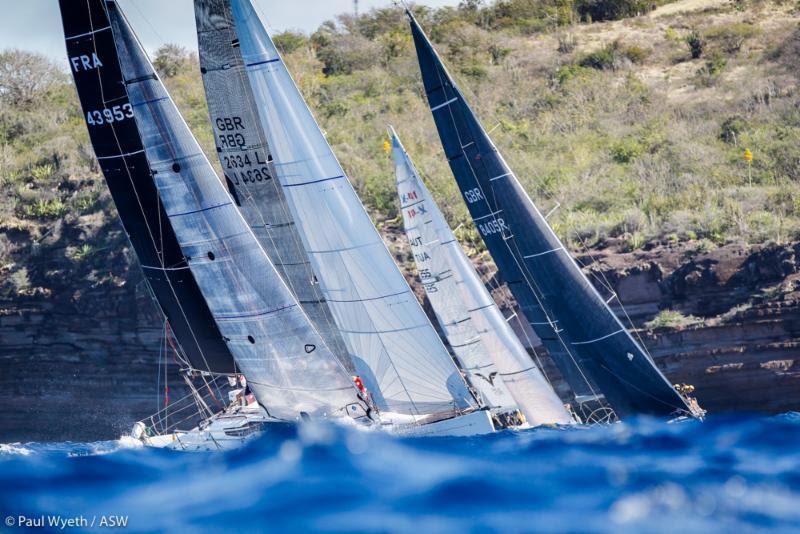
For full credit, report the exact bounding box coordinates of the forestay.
[407,10,696,418]
[59,0,236,374]
[105,0,368,421]
[392,129,574,426]
[229,0,475,417]
[193,0,353,373]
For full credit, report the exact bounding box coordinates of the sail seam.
[283,174,344,188]
[571,328,625,346]
[489,172,512,182]
[523,246,564,259]
[169,202,231,218]
[473,209,503,222]
[245,57,280,67]
[431,97,457,111]
[326,290,408,303]
[66,25,111,40]
[96,149,145,160]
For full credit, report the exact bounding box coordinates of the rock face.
[3,229,800,442]
[580,240,800,414]
[0,275,187,443]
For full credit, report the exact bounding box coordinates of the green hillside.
[1,0,799,296]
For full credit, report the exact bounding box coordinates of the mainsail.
[219,0,476,417]
[407,11,696,418]
[391,128,574,426]
[193,0,353,373]
[75,0,369,422]
[59,0,235,374]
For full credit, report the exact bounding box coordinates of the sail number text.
[85,104,134,126]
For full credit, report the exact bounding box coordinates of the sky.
[0,0,460,63]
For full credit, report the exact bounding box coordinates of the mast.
[59,0,235,375]
[213,0,477,418]
[406,10,698,418]
[194,0,354,373]
[391,128,574,426]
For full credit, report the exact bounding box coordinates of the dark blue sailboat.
[406,10,701,419]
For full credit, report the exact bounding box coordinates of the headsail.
[93,0,368,421]
[223,0,476,417]
[391,128,574,426]
[59,0,235,374]
[193,0,353,373]
[407,10,696,418]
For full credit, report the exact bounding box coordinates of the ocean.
[1,413,799,533]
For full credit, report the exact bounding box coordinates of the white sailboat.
[390,127,576,427]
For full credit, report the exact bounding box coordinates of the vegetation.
[2,0,800,298]
[645,310,704,329]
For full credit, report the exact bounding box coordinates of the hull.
[386,410,496,437]
[135,409,497,451]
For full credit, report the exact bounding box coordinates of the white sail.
[391,129,574,426]
[106,1,367,422]
[229,0,475,417]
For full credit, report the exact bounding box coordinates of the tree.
[153,44,190,78]
[0,49,65,108]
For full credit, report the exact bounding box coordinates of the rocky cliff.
[3,224,800,441]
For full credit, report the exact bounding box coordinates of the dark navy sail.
[60,0,236,374]
[407,11,696,418]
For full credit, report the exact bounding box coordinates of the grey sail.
[407,10,697,418]
[193,0,353,373]
[392,128,574,426]
[105,0,368,422]
[224,0,476,418]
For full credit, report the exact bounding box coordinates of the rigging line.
[88,0,216,373]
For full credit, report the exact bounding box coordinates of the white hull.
[385,409,496,437]
[135,408,497,451]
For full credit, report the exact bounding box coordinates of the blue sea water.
[1,414,799,533]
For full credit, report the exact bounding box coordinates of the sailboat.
[391,127,575,427]
[191,0,540,435]
[60,0,502,450]
[404,9,703,420]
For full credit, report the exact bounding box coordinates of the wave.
[1,413,799,532]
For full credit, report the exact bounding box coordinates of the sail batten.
[391,129,574,426]
[407,10,696,418]
[220,0,476,416]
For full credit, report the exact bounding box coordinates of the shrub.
[719,116,747,145]
[579,40,649,70]
[686,31,705,59]
[576,0,656,22]
[645,309,704,329]
[153,44,190,78]
[22,199,68,220]
[695,50,727,87]
[273,31,308,55]
[704,22,762,54]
